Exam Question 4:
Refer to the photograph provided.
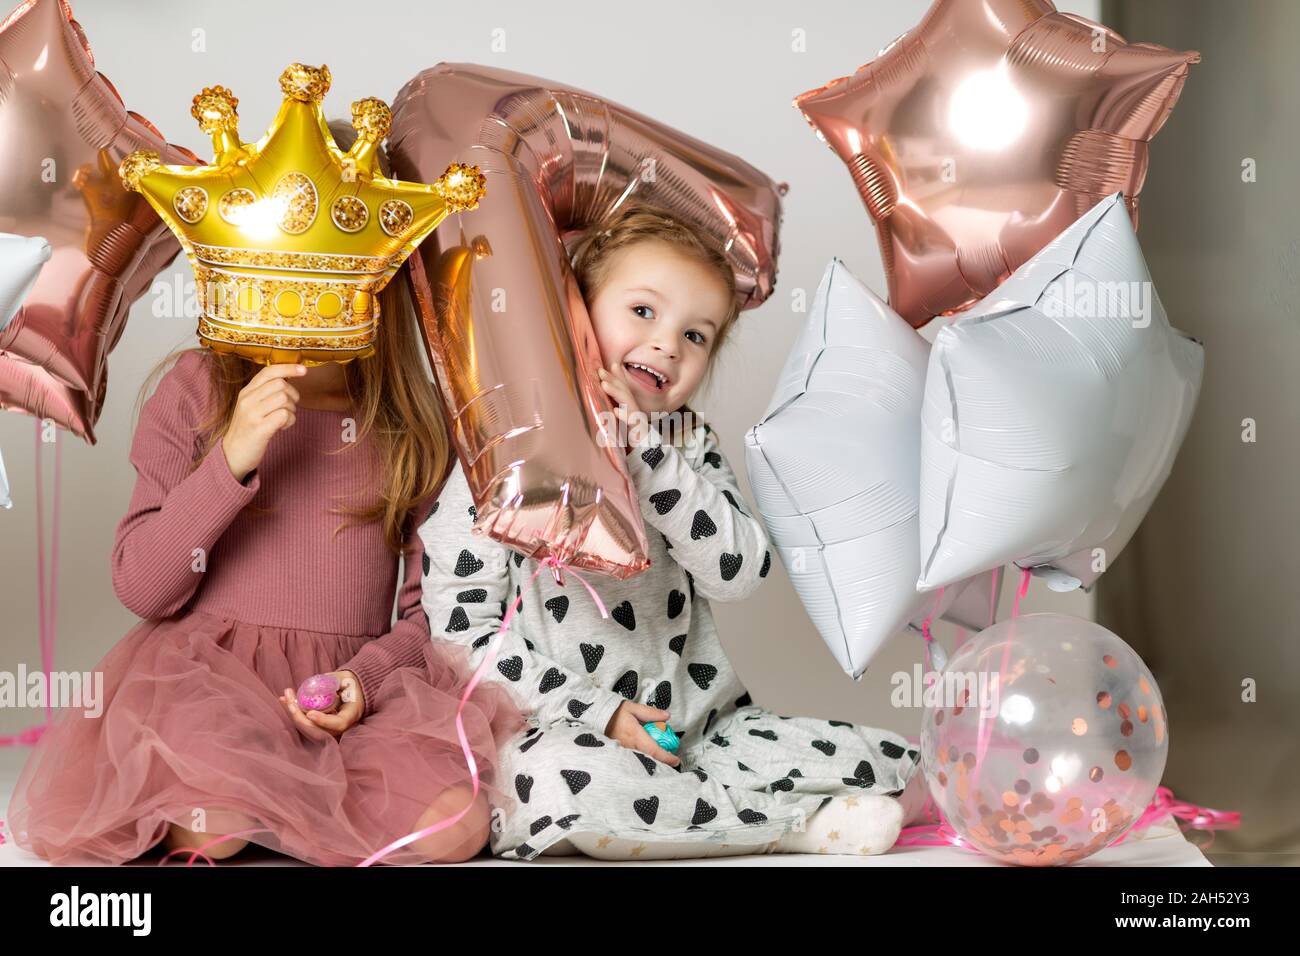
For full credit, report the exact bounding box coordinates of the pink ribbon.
[971,567,1030,789]
[896,785,1241,856]
[1,419,60,749]
[356,554,608,866]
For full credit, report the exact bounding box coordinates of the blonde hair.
[133,120,453,555]
[569,200,739,435]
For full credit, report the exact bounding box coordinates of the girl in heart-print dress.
[416,200,924,860]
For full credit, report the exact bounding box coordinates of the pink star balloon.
[794,0,1199,327]
[0,0,197,441]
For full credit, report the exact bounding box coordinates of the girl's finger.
[306,710,348,733]
[246,364,307,390]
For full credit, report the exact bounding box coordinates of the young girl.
[5,123,522,867]
[419,202,927,860]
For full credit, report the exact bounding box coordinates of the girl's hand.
[278,670,364,740]
[603,700,680,767]
[222,364,309,482]
[597,367,651,448]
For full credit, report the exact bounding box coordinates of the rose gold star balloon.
[0,0,198,442]
[794,0,1199,327]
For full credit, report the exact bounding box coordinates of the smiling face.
[587,239,734,415]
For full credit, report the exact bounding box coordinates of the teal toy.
[643,720,680,754]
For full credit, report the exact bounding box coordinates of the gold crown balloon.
[119,63,486,365]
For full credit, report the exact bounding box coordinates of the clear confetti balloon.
[920,613,1167,865]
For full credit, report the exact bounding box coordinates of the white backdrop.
[0,0,1096,738]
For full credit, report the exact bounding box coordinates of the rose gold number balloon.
[794,0,1199,327]
[0,0,197,442]
[389,63,784,579]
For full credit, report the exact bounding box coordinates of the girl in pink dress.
[5,261,523,866]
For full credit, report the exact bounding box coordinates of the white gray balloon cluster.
[1,232,52,511]
[1,232,51,334]
[746,193,1203,677]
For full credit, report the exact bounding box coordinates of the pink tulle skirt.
[6,610,523,866]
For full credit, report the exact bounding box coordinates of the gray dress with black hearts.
[417,421,919,860]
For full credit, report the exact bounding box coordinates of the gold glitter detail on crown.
[115,63,486,365]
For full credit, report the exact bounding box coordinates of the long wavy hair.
[133,120,452,555]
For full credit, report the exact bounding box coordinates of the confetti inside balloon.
[119,63,485,366]
[920,613,1167,865]
[794,0,1199,326]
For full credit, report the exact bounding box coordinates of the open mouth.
[624,362,669,392]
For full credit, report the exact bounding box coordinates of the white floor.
[0,747,1210,867]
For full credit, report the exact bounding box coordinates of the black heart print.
[704,450,722,468]
[829,720,854,728]
[709,733,729,747]
[662,533,673,552]
[538,668,567,693]
[634,752,657,776]
[457,588,487,603]
[737,808,767,825]
[811,740,837,757]
[641,446,665,470]
[748,729,778,741]
[421,552,430,575]
[545,595,569,623]
[691,799,718,825]
[704,709,719,733]
[737,761,753,772]
[690,510,717,540]
[881,740,906,760]
[567,699,592,719]
[561,769,591,794]
[519,731,543,753]
[651,681,672,710]
[454,550,484,577]
[446,607,469,632]
[515,774,534,803]
[722,489,742,512]
[770,777,794,793]
[574,734,605,748]
[611,601,636,631]
[649,489,681,515]
[759,551,771,577]
[579,643,604,673]
[556,815,580,830]
[667,590,685,619]
[735,692,752,707]
[529,817,552,837]
[668,634,687,656]
[513,552,525,568]
[688,662,718,690]
[842,760,875,788]
[613,670,639,700]
[633,796,659,824]
[498,656,523,681]
[472,634,491,650]
[719,553,743,580]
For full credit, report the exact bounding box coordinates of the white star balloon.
[917,192,1204,592]
[746,259,997,678]
[0,233,51,334]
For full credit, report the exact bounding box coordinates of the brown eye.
[632,305,654,319]
[686,330,706,345]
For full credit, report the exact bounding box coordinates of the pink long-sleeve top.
[110,348,438,717]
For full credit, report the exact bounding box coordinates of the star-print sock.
[565,832,773,861]
[773,794,905,856]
